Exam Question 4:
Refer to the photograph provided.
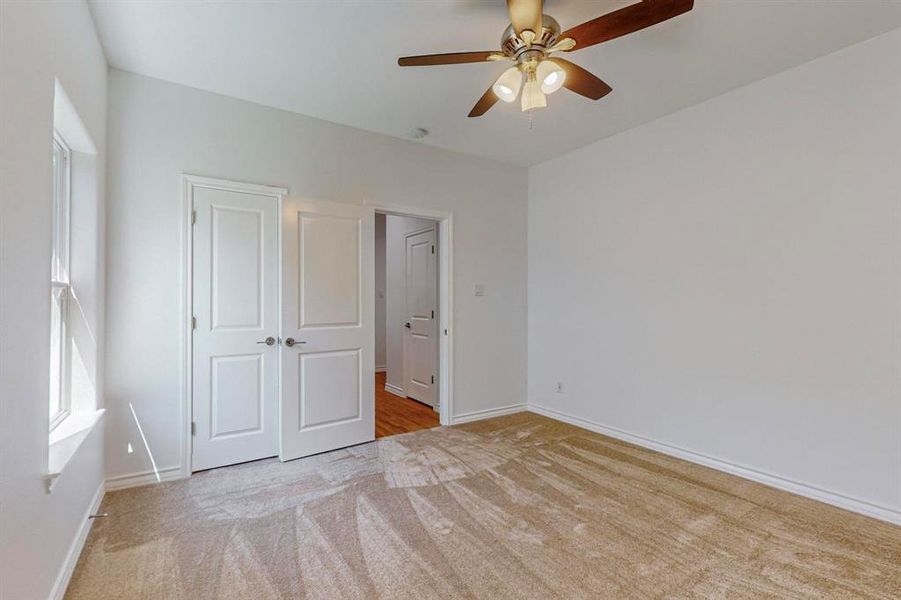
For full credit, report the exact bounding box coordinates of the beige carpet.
[67,413,901,599]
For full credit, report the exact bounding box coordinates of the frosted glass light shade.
[537,60,566,94]
[492,67,522,103]
[521,74,547,112]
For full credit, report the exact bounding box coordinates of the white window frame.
[49,132,71,431]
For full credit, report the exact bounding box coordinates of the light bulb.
[492,67,522,103]
[536,60,566,94]
[521,72,546,112]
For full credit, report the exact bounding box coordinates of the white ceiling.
[88,1,901,166]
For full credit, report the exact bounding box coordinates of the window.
[49,133,71,430]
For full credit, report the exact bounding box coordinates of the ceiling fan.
[398,0,694,117]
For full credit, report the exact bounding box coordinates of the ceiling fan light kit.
[397,0,694,119]
[536,59,565,94]
[493,66,523,103]
[521,70,547,112]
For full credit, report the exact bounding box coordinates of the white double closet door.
[192,182,373,471]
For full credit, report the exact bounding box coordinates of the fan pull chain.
[529,109,533,129]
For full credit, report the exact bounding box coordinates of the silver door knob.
[257,336,276,346]
[285,338,306,347]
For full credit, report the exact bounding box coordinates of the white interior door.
[404,227,437,407]
[280,198,374,460]
[192,185,279,471]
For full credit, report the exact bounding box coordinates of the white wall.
[375,213,387,370]
[0,1,108,598]
[105,70,528,480]
[528,29,901,520]
[384,214,437,394]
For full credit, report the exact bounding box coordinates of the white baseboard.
[452,403,527,425]
[528,404,901,526]
[384,383,406,398]
[105,465,184,492]
[49,480,105,600]
[375,365,386,373]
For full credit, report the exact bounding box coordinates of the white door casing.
[191,186,279,471]
[404,227,437,407]
[280,198,374,460]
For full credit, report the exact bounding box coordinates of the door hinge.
[191,316,197,330]
[431,310,434,319]
[431,245,434,254]
[191,422,196,436]
[191,210,197,225]
[431,375,435,384]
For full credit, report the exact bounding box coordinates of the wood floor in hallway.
[375,371,439,438]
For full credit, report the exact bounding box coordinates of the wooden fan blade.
[561,0,693,51]
[468,86,499,118]
[398,51,499,67]
[547,58,612,100]
[507,0,543,38]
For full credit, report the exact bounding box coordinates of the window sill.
[47,409,105,492]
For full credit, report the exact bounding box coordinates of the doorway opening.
[374,213,440,438]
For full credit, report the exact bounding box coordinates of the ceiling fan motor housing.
[501,14,561,64]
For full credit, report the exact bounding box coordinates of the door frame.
[366,200,454,426]
[180,175,287,478]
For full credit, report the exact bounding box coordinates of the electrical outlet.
[555,382,564,393]
[474,284,485,297]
